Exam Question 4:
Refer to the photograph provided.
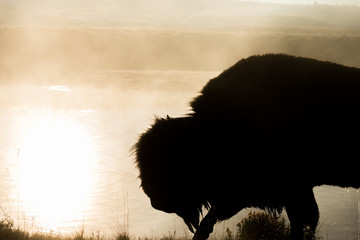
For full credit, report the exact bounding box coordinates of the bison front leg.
[192,208,217,240]
[286,188,319,240]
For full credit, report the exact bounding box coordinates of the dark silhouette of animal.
[134,54,360,240]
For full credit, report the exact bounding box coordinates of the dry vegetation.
[1,211,324,240]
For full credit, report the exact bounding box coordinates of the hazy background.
[1,0,360,84]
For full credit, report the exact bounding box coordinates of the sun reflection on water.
[17,115,97,231]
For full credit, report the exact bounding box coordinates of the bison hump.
[190,54,360,122]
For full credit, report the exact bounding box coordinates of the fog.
[1,1,360,83]
[1,27,360,85]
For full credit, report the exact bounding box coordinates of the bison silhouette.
[134,54,360,240]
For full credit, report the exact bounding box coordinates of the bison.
[134,54,360,240]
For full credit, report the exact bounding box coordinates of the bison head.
[134,116,212,233]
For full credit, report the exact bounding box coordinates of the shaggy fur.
[134,54,360,240]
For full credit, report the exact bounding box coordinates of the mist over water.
[0,70,217,235]
[1,0,360,239]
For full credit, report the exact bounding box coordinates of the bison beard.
[134,54,360,240]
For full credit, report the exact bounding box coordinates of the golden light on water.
[17,116,96,230]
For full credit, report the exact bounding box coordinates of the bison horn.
[193,208,217,240]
